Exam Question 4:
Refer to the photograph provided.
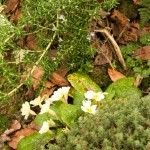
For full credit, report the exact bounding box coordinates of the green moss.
[0,116,9,134]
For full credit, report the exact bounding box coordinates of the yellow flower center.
[86,107,92,113]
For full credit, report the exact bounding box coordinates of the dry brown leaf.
[108,68,126,82]
[21,66,45,91]
[45,80,55,88]
[16,37,26,48]
[27,121,41,131]
[3,0,19,14]
[7,128,37,149]
[9,120,21,131]
[133,0,139,5]
[50,72,69,86]
[40,87,56,97]
[0,120,21,149]
[132,46,150,60]
[26,34,37,50]
[54,67,69,77]
[32,66,45,90]
[10,9,21,24]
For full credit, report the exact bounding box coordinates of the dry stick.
[7,14,59,97]
[94,29,127,70]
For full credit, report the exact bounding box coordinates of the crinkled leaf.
[67,72,102,94]
[68,72,102,105]
[17,132,53,150]
[58,103,83,127]
[105,77,142,100]
[72,90,85,106]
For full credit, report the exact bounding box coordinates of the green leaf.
[105,77,142,100]
[58,103,83,127]
[35,112,56,126]
[68,72,102,105]
[68,72,102,94]
[72,90,85,106]
[35,101,63,126]
[17,132,53,150]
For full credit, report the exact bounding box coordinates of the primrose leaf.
[17,132,53,150]
[35,101,62,126]
[73,91,85,106]
[105,77,142,100]
[67,72,102,94]
[58,103,83,127]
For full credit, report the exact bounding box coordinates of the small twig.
[7,13,60,97]
[94,29,127,70]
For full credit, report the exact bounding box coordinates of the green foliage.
[140,33,150,46]
[17,132,53,150]
[138,0,150,28]
[0,0,118,100]
[0,115,9,134]
[120,39,150,78]
[100,0,119,11]
[47,94,150,150]
[105,77,142,101]
[58,103,83,127]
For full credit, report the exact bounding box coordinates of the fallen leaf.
[16,36,26,48]
[26,34,37,50]
[55,67,69,77]
[45,80,55,88]
[132,46,150,60]
[32,66,45,90]
[10,9,21,24]
[7,128,37,149]
[27,121,41,131]
[0,120,21,149]
[40,87,56,97]
[50,72,69,86]
[3,0,19,14]
[9,120,21,131]
[133,0,139,5]
[21,66,45,91]
[108,68,126,82]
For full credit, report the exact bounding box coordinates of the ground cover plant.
[0,0,150,149]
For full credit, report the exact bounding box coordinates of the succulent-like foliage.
[48,94,150,150]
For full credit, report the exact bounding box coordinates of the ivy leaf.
[17,132,53,150]
[58,103,83,127]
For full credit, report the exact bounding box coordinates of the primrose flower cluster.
[21,86,107,134]
[21,86,70,134]
[81,90,108,115]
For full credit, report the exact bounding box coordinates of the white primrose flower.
[40,100,51,114]
[93,92,108,101]
[39,121,50,134]
[21,102,36,120]
[84,90,108,101]
[30,96,43,108]
[49,86,70,103]
[84,90,95,99]
[81,100,97,115]
[60,86,70,102]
